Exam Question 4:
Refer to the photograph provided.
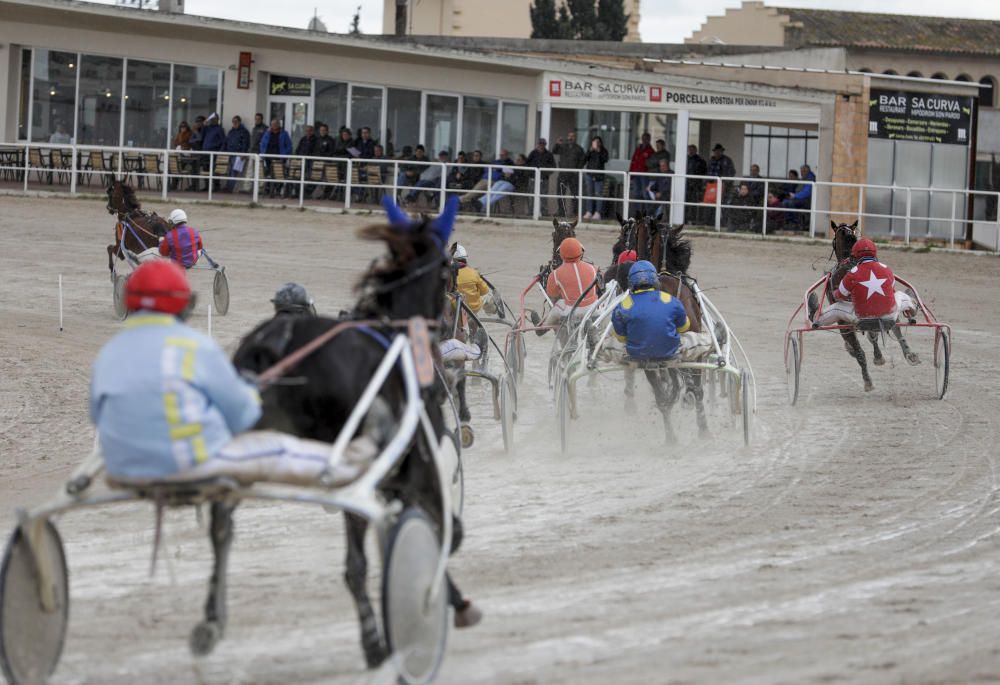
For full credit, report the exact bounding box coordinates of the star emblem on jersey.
[859,271,887,299]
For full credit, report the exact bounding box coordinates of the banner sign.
[868,89,973,145]
[237,51,252,90]
[269,75,311,97]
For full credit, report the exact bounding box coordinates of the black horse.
[811,221,918,392]
[227,197,477,669]
[105,177,170,275]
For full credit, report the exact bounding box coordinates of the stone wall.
[828,82,871,231]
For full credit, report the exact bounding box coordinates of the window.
[31,49,78,143]
[350,85,383,140]
[315,80,347,131]
[501,102,528,159]
[980,76,996,108]
[77,54,123,145]
[124,60,171,148]
[18,49,31,140]
[882,69,898,75]
[461,97,497,156]
[907,71,923,78]
[424,94,458,157]
[172,65,219,138]
[386,88,420,158]
[931,72,948,80]
[742,123,819,176]
[955,74,972,82]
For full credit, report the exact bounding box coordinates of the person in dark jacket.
[314,123,337,199]
[355,127,376,159]
[295,125,318,197]
[553,131,585,217]
[582,135,609,220]
[707,143,736,221]
[250,113,266,157]
[202,113,225,153]
[685,144,707,224]
[259,119,293,198]
[183,116,206,191]
[223,115,250,192]
[645,156,673,219]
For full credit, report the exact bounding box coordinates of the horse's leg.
[691,371,709,437]
[344,512,387,668]
[867,331,886,366]
[107,243,116,277]
[890,324,921,365]
[624,366,637,413]
[456,371,471,423]
[842,331,873,392]
[645,368,676,444]
[190,500,237,656]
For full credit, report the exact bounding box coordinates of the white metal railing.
[1,141,998,251]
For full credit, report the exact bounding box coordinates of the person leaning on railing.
[223,115,250,193]
[259,118,292,199]
[553,131,585,218]
[459,149,512,210]
[314,123,337,200]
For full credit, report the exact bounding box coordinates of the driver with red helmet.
[814,238,917,328]
[90,260,367,485]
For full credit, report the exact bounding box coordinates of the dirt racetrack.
[2,194,1000,685]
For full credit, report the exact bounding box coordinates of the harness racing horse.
[539,217,578,283]
[603,217,710,440]
[230,198,474,669]
[812,220,919,392]
[105,177,170,276]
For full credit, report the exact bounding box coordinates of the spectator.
[685,144,707,223]
[398,145,428,188]
[296,125,318,197]
[645,156,673,219]
[183,116,206,191]
[49,124,71,145]
[767,188,785,229]
[404,150,450,205]
[708,143,736,178]
[250,113,267,156]
[728,182,759,232]
[527,137,556,180]
[512,153,534,196]
[171,121,192,150]
[477,164,517,211]
[782,164,816,229]
[313,123,337,199]
[746,163,765,205]
[188,115,206,151]
[202,113,225,153]
[259,118,292,198]
[223,115,250,192]
[646,138,670,174]
[780,168,800,199]
[447,151,471,190]
[553,131,585,217]
[460,149,512,208]
[355,127,376,159]
[582,135,609,220]
[629,132,654,205]
[372,144,386,160]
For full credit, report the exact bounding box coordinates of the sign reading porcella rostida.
[540,73,820,120]
[868,89,973,146]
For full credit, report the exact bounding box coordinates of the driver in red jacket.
[815,238,916,326]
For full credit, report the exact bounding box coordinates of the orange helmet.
[617,249,637,265]
[558,237,584,261]
[125,259,192,315]
[851,238,877,260]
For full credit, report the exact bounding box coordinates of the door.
[268,98,311,144]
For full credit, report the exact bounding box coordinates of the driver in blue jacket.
[612,260,690,360]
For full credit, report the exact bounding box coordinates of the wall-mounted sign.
[269,74,312,97]
[868,89,973,145]
[238,51,252,90]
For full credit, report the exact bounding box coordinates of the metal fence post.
[207,152,214,201]
[252,155,260,204]
[161,150,169,201]
[714,177,722,232]
[904,188,912,245]
[345,158,353,210]
[623,171,630,218]
[23,144,29,192]
[299,155,306,208]
[761,179,769,236]
[533,168,541,220]
[577,169,583,222]
[439,161,447,212]
[808,181,817,237]
[485,165,493,219]
[856,184,864,226]
[70,146,78,196]
[949,190,958,249]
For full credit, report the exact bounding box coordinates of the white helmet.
[168,208,188,225]
[453,244,468,261]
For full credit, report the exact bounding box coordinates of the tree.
[349,5,361,34]
[595,0,629,41]
[566,0,597,39]
[530,0,560,39]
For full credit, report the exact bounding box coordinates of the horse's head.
[550,218,577,268]
[613,213,638,263]
[658,224,692,275]
[106,177,140,217]
[831,220,859,262]
[355,197,457,324]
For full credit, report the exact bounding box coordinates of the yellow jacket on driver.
[456,265,490,312]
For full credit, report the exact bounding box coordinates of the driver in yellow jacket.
[452,243,490,313]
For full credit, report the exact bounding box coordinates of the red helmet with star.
[851,238,877,260]
[617,249,638,265]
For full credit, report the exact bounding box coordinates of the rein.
[256,318,438,387]
[367,258,445,295]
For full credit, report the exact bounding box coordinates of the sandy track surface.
[2,195,1000,684]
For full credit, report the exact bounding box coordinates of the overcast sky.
[100,0,1000,42]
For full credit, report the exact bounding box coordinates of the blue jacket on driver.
[612,260,690,360]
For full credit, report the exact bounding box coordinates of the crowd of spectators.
[165,113,816,229]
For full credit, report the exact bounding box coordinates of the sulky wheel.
[438,433,464,519]
[213,268,230,315]
[113,273,129,321]
[500,375,515,455]
[558,379,569,454]
[381,508,449,685]
[785,335,801,406]
[934,330,950,400]
[741,369,751,446]
[0,521,70,685]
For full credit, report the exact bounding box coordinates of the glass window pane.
[424,94,458,158]
[501,102,528,159]
[769,137,788,178]
[31,49,78,143]
[787,138,806,171]
[750,136,769,176]
[124,59,171,148]
[171,65,219,141]
[315,80,347,139]
[77,54,123,146]
[461,96,497,156]
[386,87,420,158]
[806,139,819,167]
[18,49,31,140]
[350,86,383,140]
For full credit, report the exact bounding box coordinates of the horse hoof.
[874,356,886,367]
[906,352,921,366]
[864,381,874,392]
[189,620,223,656]
[362,640,389,669]
[454,601,483,629]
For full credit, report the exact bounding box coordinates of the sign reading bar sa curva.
[868,89,972,146]
[269,74,312,97]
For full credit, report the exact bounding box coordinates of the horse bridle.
[830,223,858,262]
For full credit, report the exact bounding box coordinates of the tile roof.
[775,6,1000,55]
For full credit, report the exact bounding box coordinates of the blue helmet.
[628,260,659,290]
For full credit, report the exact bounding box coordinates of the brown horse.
[105,178,170,276]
